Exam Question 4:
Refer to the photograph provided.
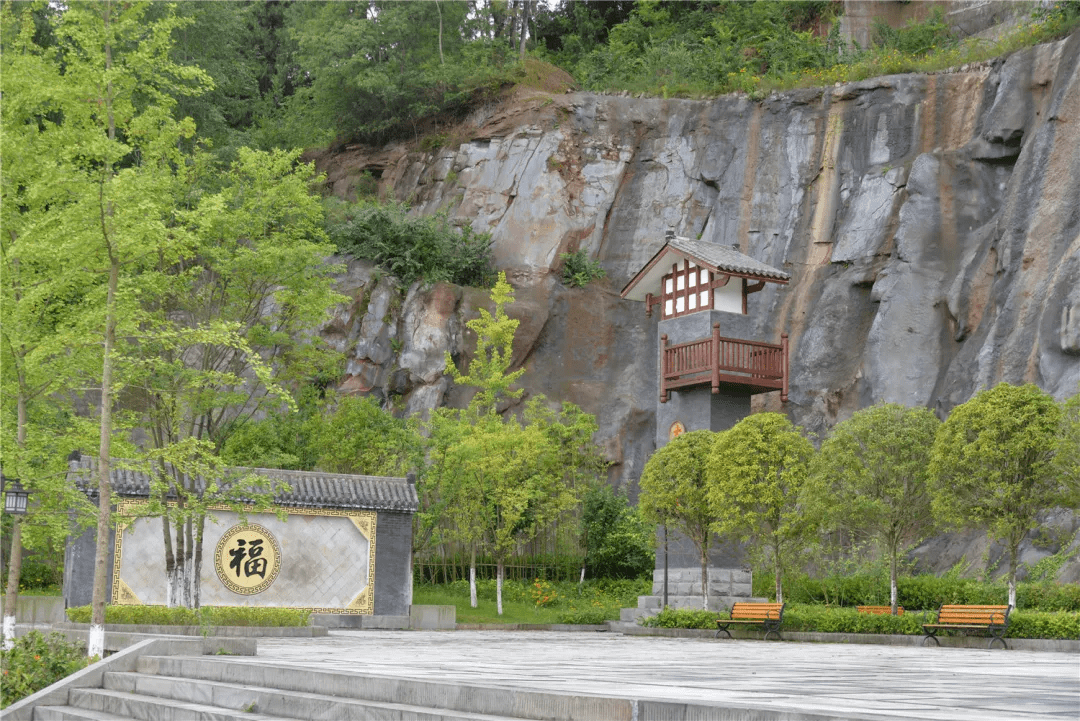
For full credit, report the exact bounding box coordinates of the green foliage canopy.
[929,383,1071,608]
[807,403,940,613]
[707,412,813,604]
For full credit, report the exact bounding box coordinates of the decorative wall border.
[112,501,377,614]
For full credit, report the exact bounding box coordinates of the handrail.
[660,324,788,403]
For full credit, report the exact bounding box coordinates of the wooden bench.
[922,604,1011,649]
[715,602,785,641]
[857,605,904,615]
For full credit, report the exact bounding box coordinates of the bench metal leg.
[987,635,1007,650]
[715,626,733,640]
[922,634,940,647]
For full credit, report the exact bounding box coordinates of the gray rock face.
[314,35,1080,572]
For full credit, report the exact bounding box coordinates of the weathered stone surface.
[314,34,1080,578]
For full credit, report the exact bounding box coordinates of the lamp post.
[3,473,31,649]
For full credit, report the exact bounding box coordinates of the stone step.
[33,706,131,721]
[136,656,632,721]
[66,687,298,721]
[101,671,542,721]
[636,595,758,612]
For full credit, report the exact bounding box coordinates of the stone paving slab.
[242,630,1080,721]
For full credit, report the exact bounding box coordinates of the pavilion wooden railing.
[661,323,788,403]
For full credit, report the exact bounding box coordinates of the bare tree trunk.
[3,520,23,650]
[469,547,477,608]
[90,260,118,659]
[1007,544,1018,609]
[192,513,205,609]
[518,0,531,60]
[90,1,118,659]
[774,545,783,605]
[699,542,709,610]
[3,388,29,649]
[435,0,444,65]
[496,557,504,616]
[890,549,899,615]
[507,0,519,49]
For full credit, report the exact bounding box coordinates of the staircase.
[30,655,632,721]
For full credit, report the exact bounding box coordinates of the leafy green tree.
[929,383,1073,609]
[128,145,344,609]
[580,484,655,581]
[444,272,525,413]
[1,2,94,647]
[2,0,213,654]
[315,395,422,476]
[707,413,814,605]
[639,430,717,609]
[1055,390,1080,489]
[281,1,514,146]
[432,274,589,613]
[807,404,940,614]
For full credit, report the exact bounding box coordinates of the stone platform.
[244,629,1079,720]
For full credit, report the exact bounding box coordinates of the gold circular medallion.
[669,421,686,441]
[214,524,281,595]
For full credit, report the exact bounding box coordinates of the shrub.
[1008,611,1080,640]
[641,603,1079,639]
[557,607,616,624]
[753,572,1080,612]
[65,605,310,628]
[17,558,63,592]
[0,631,90,709]
[559,250,606,288]
[781,604,923,635]
[327,198,493,287]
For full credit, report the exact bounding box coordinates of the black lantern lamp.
[2,473,29,516]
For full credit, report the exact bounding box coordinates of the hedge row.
[755,574,1080,612]
[641,605,1080,640]
[65,605,310,627]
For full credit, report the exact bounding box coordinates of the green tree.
[580,484,655,581]
[1055,390,1080,489]
[444,272,525,413]
[129,146,344,609]
[707,413,814,605]
[1,2,95,648]
[432,274,588,613]
[3,0,212,655]
[639,430,717,609]
[807,403,940,614]
[929,383,1072,609]
[281,1,514,146]
[315,394,422,476]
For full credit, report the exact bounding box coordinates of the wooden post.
[781,333,789,403]
[645,292,654,317]
[711,322,721,394]
[660,334,668,403]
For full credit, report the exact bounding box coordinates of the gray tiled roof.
[68,458,418,513]
[668,236,790,282]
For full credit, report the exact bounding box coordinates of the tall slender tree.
[929,383,1072,608]
[707,413,814,605]
[639,430,718,610]
[807,404,940,614]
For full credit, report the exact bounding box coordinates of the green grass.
[414,577,649,625]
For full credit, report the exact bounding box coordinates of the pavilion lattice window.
[661,260,730,319]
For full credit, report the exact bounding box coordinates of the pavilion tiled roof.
[621,233,789,301]
[67,457,418,513]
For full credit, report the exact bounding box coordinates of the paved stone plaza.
[243,630,1080,720]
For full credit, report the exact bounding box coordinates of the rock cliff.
[312,34,1080,577]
